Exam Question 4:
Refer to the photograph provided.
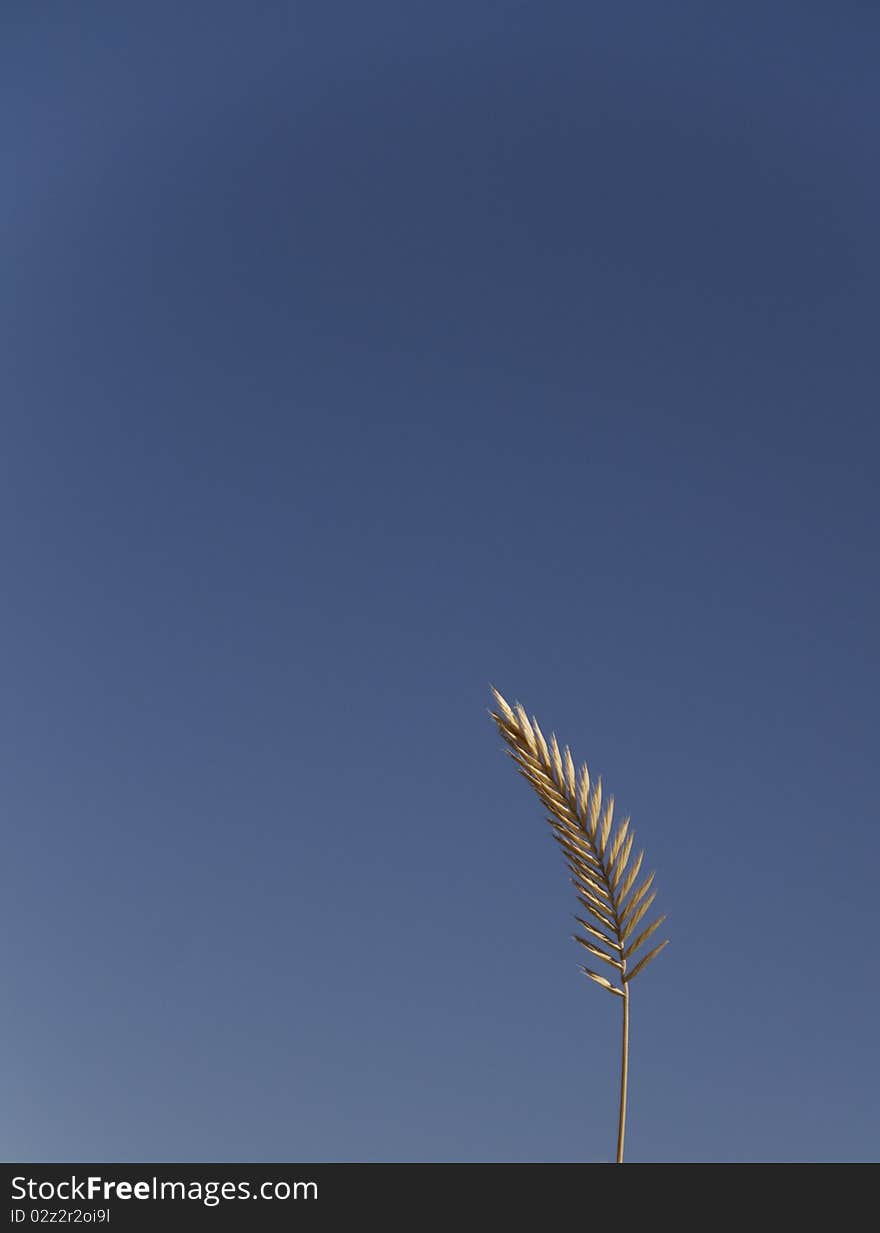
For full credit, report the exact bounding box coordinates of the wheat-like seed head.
[490,687,668,995]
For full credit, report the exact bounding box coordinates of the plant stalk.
[616,982,629,1163]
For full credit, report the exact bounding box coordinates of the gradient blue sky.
[3,2,878,1162]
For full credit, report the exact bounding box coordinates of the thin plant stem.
[617,982,629,1163]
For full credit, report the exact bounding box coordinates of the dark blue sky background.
[3,2,878,1162]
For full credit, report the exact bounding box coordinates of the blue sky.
[2,2,878,1162]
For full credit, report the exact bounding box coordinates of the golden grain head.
[490,687,667,991]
